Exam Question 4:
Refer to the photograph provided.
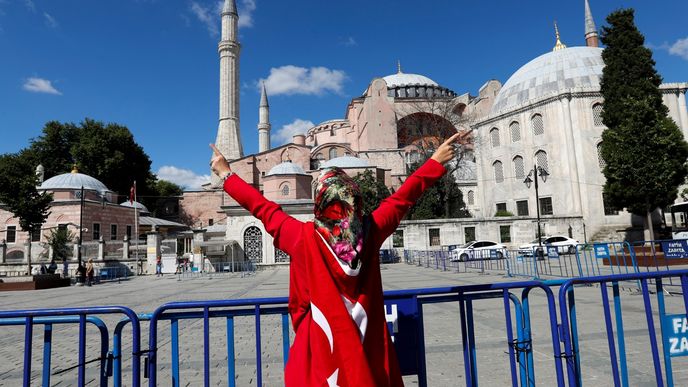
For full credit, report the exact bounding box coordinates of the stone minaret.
[214,0,243,175]
[258,83,271,153]
[584,0,599,47]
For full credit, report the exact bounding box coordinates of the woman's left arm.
[370,132,463,242]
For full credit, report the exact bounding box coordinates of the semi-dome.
[39,171,110,192]
[119,200,150,213]
[491,46,604,115]
[321,156,370,169]
[266,161,307,176]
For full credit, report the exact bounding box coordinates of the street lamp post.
[524,165,549,257]
[77,185,85,284]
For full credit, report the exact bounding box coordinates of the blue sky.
[1,0,687,190]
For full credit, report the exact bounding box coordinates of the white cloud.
[23,77,61,95]
[24,0,35,12]
[272,119,314,145]
[190,1,219,37]
[157,166,210,190]
[668,37,688,61]
[259,65,347,96]
[342,36,357,47]
[44,12,58,28]
[238,0,256,28]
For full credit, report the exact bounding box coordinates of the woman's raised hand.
[430,132,464,165]
[209,143,232,178]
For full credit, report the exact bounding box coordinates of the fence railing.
[2,269,688,386]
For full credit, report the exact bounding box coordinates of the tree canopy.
[1,119,183,215]
[406,158,470,220]
[598,9,688,217]
[351,169,390,215]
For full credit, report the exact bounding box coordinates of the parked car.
[517,236,579,257]
[449,240,508,262]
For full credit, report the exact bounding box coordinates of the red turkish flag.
[129,181,136,204]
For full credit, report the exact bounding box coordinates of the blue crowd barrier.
[558,269,688,387]
[0,306,142,387]
[3,269,688,386]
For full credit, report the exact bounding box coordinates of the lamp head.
[523,175,533,189]
[538,167,549,182]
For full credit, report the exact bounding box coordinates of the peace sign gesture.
[430,132,465,165]
[209,143,232,178]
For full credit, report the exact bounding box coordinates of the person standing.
[156,255,163,277]
[210,133,462,387]
[85,258,94,286]
[62,259,69,278]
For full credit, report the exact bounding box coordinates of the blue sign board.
[594,244,610,259]
[546,245,559,259]
[661,240,688,259]
[384,296,420,375]
[661,314,688,357]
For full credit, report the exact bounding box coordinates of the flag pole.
[133,181,140,275]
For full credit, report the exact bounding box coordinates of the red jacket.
[224,159,446,386]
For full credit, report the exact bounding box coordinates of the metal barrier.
[3,269,688,386]
[558,269,688,387]
[0,306,142,387]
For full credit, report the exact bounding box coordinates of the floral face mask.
[314,168,364,267]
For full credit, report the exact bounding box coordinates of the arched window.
[281,184,290,196]
[597,142,606,169]
[535,150,549,173]
[531,114,544,136]
[328,147,337,159]
[490,128,500,148]
[592,103,604,126]
[510,121,521,142]
[493,160,504,183]
[513,156,525,179]
[243,226,263,263]
[467,190,475,205]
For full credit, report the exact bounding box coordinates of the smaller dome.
[40,172,109,192]
[266,162,307,176]
[382,73,438,88]
[321,156,370,169]
[119,200,150,213]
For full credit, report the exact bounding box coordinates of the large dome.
[266,161,307,176]
[491,47,604,115]
[39,171,110,192]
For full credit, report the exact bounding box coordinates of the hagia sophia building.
[2,0,687,269]
[173,0,688,265]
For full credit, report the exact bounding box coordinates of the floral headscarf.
[314,167,364,268]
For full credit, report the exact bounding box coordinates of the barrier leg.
[42,323,52,387]
[639,279,665,387]
[502,291,519,387]
[466,300,479,384]
[655,279,673,387]
[171,319,180,387]
[24,317,33,387]
[203,307,210,387]
[79,315,86,387]
[612,282,629,387]
[459,299,474,387]
[282,313,290,367]
[255,305,262,387]
[599,281,622,387]
[226,317,235,387]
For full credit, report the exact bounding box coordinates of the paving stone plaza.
[1,263,688,386]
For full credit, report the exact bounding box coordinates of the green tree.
[149,179,184,218]
[598,9,688,240]
[7,118,157,206]
[45,227,76,261]
[406,159,470,220]
[352,170,391,215]
[0,154,52,274]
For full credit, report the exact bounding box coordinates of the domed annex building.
[0,166,187,269]
[181,0,688,266]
